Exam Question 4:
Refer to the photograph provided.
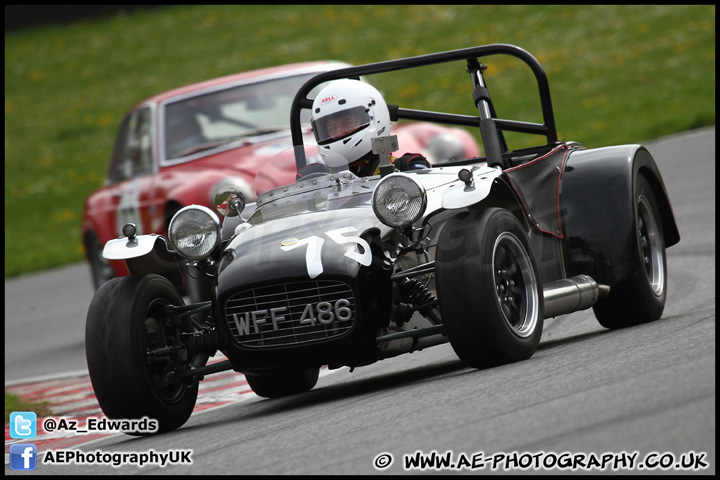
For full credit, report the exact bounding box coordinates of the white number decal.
[281,235,324,279]
[116,179,143,235]
[281,227,372,278]
[326,227,372,267]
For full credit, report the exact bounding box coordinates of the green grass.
[5,5,715,278]
[5,391,52,422]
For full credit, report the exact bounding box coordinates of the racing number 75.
[280,227,372,279]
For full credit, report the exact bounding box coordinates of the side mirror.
[214,185,246,218]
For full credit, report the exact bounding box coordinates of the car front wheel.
[85,274,201,434]
[436,207,544,369]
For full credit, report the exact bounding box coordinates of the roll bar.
[290,44,559,169]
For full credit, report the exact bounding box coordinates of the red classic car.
[82,61,481,291]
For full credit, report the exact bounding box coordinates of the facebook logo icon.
[10,411,37,439]
[10,444,37,471]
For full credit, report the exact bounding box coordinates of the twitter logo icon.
[10,412,37,439]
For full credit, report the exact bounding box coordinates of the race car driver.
[309,79,430,176]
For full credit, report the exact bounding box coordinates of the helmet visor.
[312,106,371,145]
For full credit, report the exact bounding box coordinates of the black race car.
[85,44,680,434]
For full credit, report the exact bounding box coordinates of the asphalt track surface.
[5,127,715,475]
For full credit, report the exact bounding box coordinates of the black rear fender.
[562,145,679,286]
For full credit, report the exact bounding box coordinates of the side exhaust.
[543,275,609,319]
[377,273,609,358]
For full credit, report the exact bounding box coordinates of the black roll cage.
[290,44,559,169]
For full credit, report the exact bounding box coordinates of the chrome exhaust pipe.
[543,275,609,319]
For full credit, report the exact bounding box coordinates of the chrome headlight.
[168,205,221,260]
[372,173,427,228]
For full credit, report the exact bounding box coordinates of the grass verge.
[5,5,715,278]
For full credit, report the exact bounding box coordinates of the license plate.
[232,299,352,337]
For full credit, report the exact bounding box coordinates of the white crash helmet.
[311,79,391,163]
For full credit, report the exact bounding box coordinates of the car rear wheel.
[85,274,201,434]
[593,173,667,328]
[245,367,320,398]
[436,207,544,368]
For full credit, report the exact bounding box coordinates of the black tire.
[593,174,667,328]
[246,367,320,398]
[436,208,544,369]
[85,274,200,434]
[86,232,115,290]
